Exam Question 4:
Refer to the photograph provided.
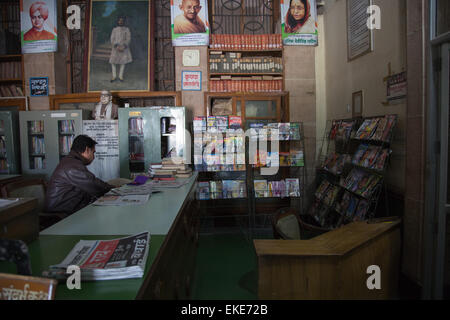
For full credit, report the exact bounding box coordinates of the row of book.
[209,52,283,74]
[254,178,301,198]
[28,120,44,134]
[249,122,301,141]
[194,163,246,172]
[252,150,304,167]
[210,34,283,50]
[0,61,22,80]
[150,158,192,179]
[355,115,397,142]
[30,136,45,154]
[197,180,247,200]
[128,118,144,135]
[59,135,74,155]
[194,115,242,132]
[31,156,45,169]
[209,79,283,93]
[59,120,75,133]
[0,84,24,97]
[352,144,391,171]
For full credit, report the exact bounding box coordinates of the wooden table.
[0,198,38,243]
[254,220,401,299]
[0,174,199,299]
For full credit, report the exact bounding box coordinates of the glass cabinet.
[0,110,20,174]
[19,110,89,178]
[119,106,191,178]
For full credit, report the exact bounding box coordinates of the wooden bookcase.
[0,55,25,98]
[208,34,284,93]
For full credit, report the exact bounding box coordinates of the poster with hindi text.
[21,0,57,53]
[171,0,209,46]
[281,0,318,46]
[83,120,120,182]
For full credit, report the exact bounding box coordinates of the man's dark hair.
[71,135,97,154]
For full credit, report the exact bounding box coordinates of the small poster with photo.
[171,0,210,46]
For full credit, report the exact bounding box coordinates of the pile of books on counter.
[150,157,192,180]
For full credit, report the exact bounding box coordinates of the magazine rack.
[248,122,306,238]
[301,115,398,232]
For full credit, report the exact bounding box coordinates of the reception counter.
[0,173,199,299]
[254,219,401,299]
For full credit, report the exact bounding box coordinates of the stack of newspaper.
[45,232,150,281]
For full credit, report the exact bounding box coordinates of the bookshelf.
[118,107,191,179]
[19,110,90,178]
[0,55,24,97]
[303,115,398,232]
[0,110,20,174]
[208,34,284,93]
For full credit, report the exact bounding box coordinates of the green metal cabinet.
[0,110,21,174]
[119,106,191,178]
[19,110,90,178]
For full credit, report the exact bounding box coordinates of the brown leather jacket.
[44,151,113,214]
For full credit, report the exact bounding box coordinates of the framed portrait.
[281,0,318,46]
[87,0,153,92]
[352,90,363,118]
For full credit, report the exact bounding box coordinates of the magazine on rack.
[45,232,150,281]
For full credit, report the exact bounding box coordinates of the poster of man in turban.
[21,0,57,53]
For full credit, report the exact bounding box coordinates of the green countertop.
[41,173,197,236]
[0,234,165,300]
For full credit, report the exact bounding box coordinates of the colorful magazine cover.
[197,181,210,200]
[193,116,206,132]
[371,117,387,141]
[373,149,390,171]
[290,150,304,167]
[323,185,340,207]
[228,116,242,129]
[315,180,331,199]
[335,191,352,214]
[344,196,359,221]
[222,180,235,199]
[352,144,369,165]
[353,200,369,221]
[355,118,379,140]
[210,180,223,199]
[381,114,397,142]
[289,123,301,140]
[286,178,300,197]
[216,116,228,132]
[278,123,290,140]
[329,120,340,140]
[254,180,268,198]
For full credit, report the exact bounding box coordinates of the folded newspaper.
[45,232,150,281]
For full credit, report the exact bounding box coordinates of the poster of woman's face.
[21,0,57,53]
[88,0,152,92]
[281,0,318,46]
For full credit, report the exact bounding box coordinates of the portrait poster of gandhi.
[20,0,57,53]
[171,0,209,46]
[87,0,151,92]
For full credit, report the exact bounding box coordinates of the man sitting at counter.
[44,135,114,215]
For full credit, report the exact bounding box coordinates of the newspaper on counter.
[108,183,154,196]
[92,194,150,206]
[45,232,150,281]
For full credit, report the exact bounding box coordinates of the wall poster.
[171,0,209,46]
[281,0,318,46]
[83,120,120,182]
[21,0,57,53]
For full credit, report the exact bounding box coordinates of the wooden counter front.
[253,220,401,300]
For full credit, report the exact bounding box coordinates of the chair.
[1,178,67,231]
[272,207,302,240]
